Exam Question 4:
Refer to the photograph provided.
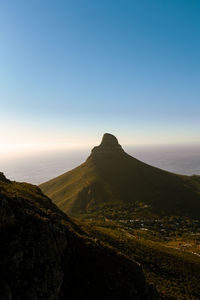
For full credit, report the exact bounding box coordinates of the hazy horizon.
[1,143,200,184]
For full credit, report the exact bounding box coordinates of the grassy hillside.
[0,172,156,300]
[40,133,200,219]
[78,219,200,300]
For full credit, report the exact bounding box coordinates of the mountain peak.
[90,133,124,156]
[100,133,119,147]
[40,133,200,219]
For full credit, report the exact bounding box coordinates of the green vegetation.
[78,219,200,299]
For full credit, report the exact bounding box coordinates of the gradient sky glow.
[1,0,200,153]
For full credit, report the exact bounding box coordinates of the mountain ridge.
[40,133,200,218]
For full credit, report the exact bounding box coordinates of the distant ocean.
[1,145,200,185]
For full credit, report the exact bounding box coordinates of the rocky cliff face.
[0,174,157,300]
[91,133,124,156]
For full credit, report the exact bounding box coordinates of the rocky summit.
[91,133,123,155]
[40,133,200,218]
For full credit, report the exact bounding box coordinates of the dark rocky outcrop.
[0,174,157,300]
[0,172,10,182]
[91,133,123,155]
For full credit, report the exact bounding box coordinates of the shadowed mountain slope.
[40,134,200,218]
[0,172,157,300]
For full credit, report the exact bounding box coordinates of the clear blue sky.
[0,0,200,151]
